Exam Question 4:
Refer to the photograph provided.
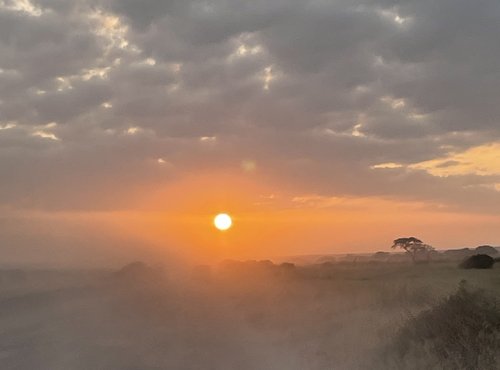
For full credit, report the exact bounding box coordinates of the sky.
[0,0,499,266]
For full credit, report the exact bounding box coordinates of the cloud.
[0,0,498,214]
[410,143,500,177]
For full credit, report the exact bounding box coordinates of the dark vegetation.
[460,254,495,269]
[386,282,500,369]
[391,237,434,263]
[475,245,498,256]
[112,260,163,282]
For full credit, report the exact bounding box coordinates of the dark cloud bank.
[0,0,499,212]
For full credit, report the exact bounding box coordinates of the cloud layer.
[0,0,499,212]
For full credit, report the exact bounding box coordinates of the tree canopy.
[391,237,434,263]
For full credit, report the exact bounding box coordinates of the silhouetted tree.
[391,237,434,263]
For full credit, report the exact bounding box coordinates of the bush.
[459,254,495,269]
[475,245,498,256]
[387,282,500,369]
[113,261,161,283]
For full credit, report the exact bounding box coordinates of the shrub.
[279,262,295,270]
[113,261,161,283]
[459,254,495,269]
[475,245,498,256]
[388,282,500,369]
[372,251,390,260]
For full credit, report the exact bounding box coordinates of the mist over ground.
[2,254,500,370]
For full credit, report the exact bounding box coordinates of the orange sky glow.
[8,170,497,267]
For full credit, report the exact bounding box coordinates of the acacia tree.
[391,237,434,263]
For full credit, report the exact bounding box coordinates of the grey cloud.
[0,8,102,83]
[32,79,113,123]
[0,0,499,212]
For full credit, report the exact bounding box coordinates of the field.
[0,260,499,369]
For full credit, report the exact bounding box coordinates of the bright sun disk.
[214,213,232,231]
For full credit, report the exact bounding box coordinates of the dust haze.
[2,248,500,370]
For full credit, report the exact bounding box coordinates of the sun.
[214,213,232,231]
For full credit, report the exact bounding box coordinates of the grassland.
[0,259,499,369]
